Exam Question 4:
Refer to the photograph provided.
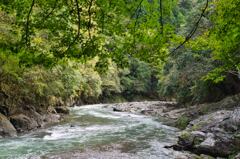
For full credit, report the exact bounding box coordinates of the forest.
[0,0,240,158]
[0,0,239,110]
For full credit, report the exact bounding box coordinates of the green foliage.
[203,0,240,82]
[0,0,240,108]
[158,48,215,103]
[0,53,103,110]
[100,61,121,97]
[0,49,160,111]
[120,58,159,100]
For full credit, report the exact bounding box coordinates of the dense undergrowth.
[0,51,159,112]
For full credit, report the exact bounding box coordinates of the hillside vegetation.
[0,0,239,112]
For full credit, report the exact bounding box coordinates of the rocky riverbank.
[0,105,69,138]
[108,94,240,158]
[173,108,240,158]
[1,94,240,158]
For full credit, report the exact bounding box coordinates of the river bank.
[108,94,240,158]
[0,94,240,158]
[0,106,70,138]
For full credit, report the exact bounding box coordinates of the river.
[0,104,190,159]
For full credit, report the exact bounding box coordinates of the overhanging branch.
[25,0,35,47]
[171,0,209,54]
[65,0,81,53]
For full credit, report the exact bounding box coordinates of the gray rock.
[0,113,17,137]
[43,114,61,124]
[230,107,240,126]
[199,134,215,148]
[10,114,38,132]
[187,110,232,131]
[23,109,44,128]
[109,101,178,118]
[177,108,240,157]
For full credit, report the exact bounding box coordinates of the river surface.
[0,104,188,159]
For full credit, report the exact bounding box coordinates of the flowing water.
[0,104,188,159]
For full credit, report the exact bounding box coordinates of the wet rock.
[113,107,122,112]
[55,107,70,114]
[0,113,17,137]
[10,114,38,132]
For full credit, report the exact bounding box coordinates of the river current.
[0,104,188,159]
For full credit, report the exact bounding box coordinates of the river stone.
[0,113,17,137]
[10,114,38,132]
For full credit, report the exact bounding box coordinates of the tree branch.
[25,0,35,47]
[171,0,209,54]
[87,0,94,39]
[100,9,105,33]
[159,0,163,34]
[133,0,144,47]
[42,0,58,21]
[65,0,81,53]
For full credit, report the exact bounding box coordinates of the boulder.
[10,114,38,132]
[0,113,17,137]
[55,107,70,114]
[43,114,61,125]
[113,107,122,112]
[176,108,240,157]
